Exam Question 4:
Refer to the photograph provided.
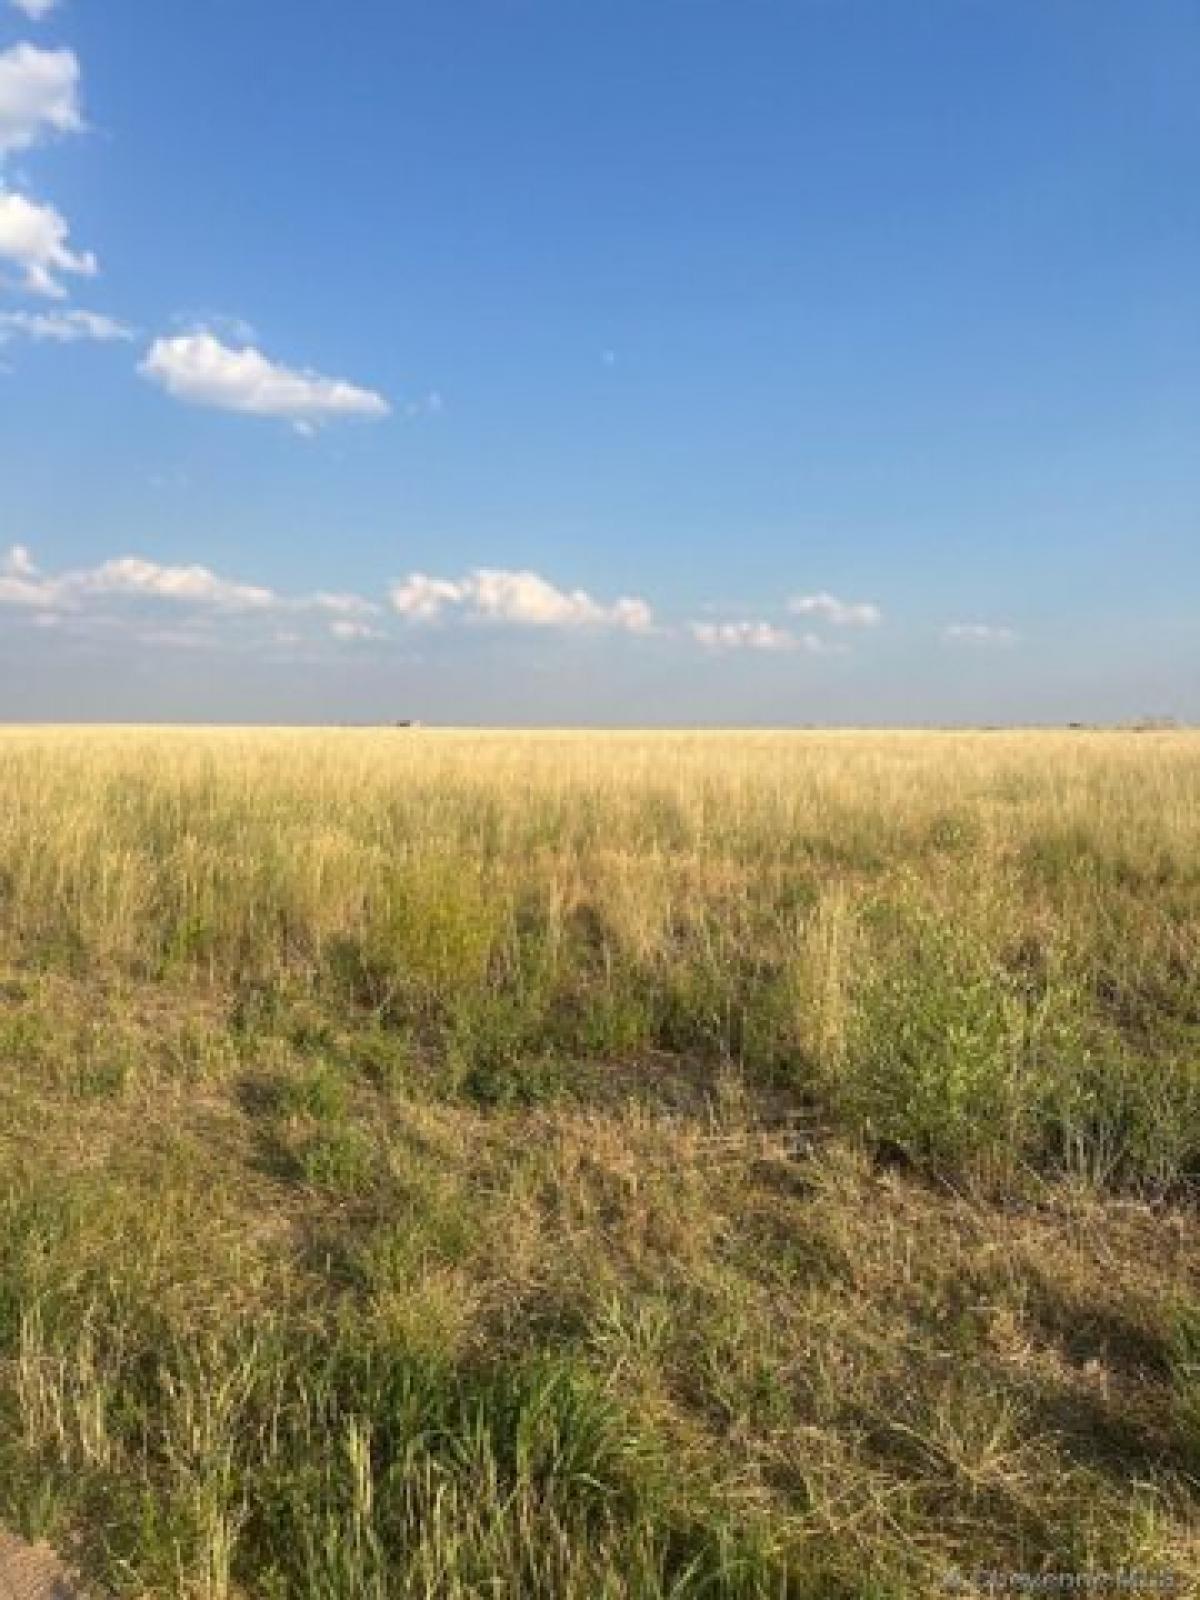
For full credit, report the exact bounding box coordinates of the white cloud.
[170,310,259,345]
[0,542,48,606]
[389,567,653,632]
[1,541,35,575]
[0,546,403,663]
[788,591,882,628]
[0,44,81,156]
[403,389,443,418]
[0,547,382,629]
[0,188,96,296]
[468,569,652,631]
[689,620,828,654]
[943,623,1017,645]
[80,557,278,609]
[1,554,279,611]
[10,1,61,20]
[388,573,467,621]
[309,591,381,618]
[139,332,390,429]
[0,307,131,342]
[329,618,384,641]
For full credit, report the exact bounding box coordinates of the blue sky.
[0,0,1196,724]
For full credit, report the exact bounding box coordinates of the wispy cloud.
[788,591,882,628]
[329,618,385,642]
[306,591,381,620]
[402,389,444,419]
[138,332,391,431]
[389,568,653,632]
[0,307,132,342]
[169,310,259,345]
[9,0,61,21]
[0,188,95,296]
[0,43,81,156]
[689,619,831,654]
[943,622,1018,645]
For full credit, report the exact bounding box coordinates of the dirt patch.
[0,1533,88,1600]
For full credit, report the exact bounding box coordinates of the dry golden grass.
[0,728,1196,1597]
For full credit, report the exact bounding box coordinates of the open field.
[0,727,1196,1598]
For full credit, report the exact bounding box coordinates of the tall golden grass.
[0,728,1195,1596]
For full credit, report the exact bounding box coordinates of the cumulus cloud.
[138,332,390,430]
[388,573,467,621]
[689,620,829,654]
[0,188,96,296]
[0,553,278,611]
[0,541,43,606]
[0,546,395,655]
[0,307,131,342]
[86,558,281,609]
[0,543,49,606]
[943,623,1017,645]
[389,567,653,633]
[10,0,61,20]
[0,50,94,300]
[788,591,882,628]
[0,44,81,156]
[0,546,383,626]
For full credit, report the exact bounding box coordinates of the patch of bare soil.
[0,1533,88,1600]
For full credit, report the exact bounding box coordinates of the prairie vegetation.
[0,727,1196,1597]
